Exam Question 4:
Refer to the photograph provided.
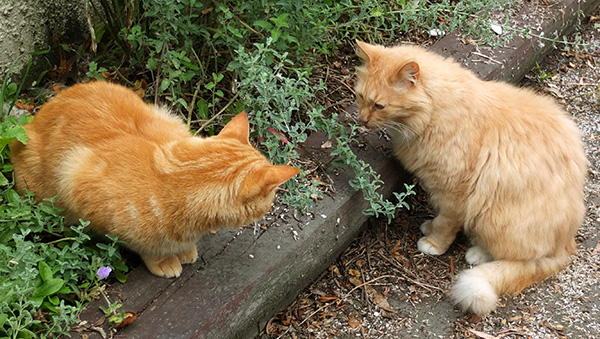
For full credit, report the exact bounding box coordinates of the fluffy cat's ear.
[217,111,250,144]
[394,62,420,89]
[355,40,374,64]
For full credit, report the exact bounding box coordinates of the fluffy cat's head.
[354,40,434,137]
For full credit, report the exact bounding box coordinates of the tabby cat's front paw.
[417,237,443,255]
[177,245,198,264]
[145,256,183,278]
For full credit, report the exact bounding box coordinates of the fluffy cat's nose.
[360,116,371,128]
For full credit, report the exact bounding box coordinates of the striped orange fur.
[10,82,299,278]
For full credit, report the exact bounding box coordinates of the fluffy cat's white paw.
[465,246,493,265]
[419,220,433,236]
[451,269,498,315]
[417,237,442,255]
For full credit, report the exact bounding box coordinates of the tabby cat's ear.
[393,62,420,89]
[263,165,300,193]
[218,111,250,144]
[355,40,374,64]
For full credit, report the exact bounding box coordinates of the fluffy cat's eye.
[373,102,385,110]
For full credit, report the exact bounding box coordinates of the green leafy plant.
[1,59,127,338]
[86,61,109,81]
[86,0,527,220]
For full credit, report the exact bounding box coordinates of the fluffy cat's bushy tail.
[451,251,573,315]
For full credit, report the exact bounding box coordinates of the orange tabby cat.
[10,81,299,278]
[354,41,587,315]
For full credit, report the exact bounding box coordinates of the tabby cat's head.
[354,40,434,137]
[172,112,299,227]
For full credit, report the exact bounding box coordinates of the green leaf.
[159,78,171,92]
[227,25,243,39]
[331,159,346,167]
[0,172,8,186]
[96,243,109,250]
[32,278,64,299]
[48,295,60,306]
[196,99,209,119]
[253,20,272,30]
[0,313,7,328]
[16,328,37,339]
[4,83,17,98]
[5,189,20,204]
[270,13,290,28]
[0,125,28,152]
[38,261,53,281]
[17,113,28,125]
[115,272,127,283]
[147,58,158,71]
[370,6,384,17]
[271,28,281,42]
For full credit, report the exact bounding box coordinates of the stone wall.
[0,0,92,84]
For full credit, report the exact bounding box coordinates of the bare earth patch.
[262,9,600,339]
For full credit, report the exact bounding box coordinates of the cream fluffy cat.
[10,82,299,278]
[354,40,587,315]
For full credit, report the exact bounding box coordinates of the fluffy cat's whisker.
[383,122,415,146]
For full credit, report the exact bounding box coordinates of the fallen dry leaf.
[468,314,482,323]
[114,312,137,328]
[348,317,361,328]
[367,286,394,312]
[469,329,498,339]
[592,240,600,255]
[348,269,361,277]
[265,317,278,335]
[318,295,338,303]
[15,101,34,111]
[134,88,145,98]
[321,140,332,148]
[348,277,362,286]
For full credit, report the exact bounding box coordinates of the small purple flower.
[97,266,112,280]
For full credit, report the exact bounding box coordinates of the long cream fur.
[354,41,587,315]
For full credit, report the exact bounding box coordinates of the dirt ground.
[261,10,600,339]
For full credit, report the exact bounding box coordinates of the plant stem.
[195,91,239,135]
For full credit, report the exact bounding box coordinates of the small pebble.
[429,29,445,37]
[490,23,503,35]
[248,254,254,259]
